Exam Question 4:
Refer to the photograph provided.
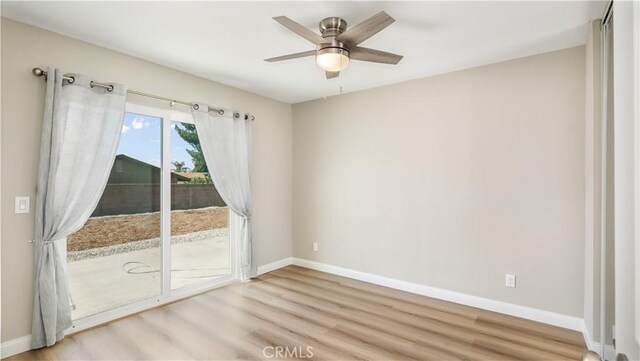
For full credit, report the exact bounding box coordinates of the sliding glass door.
[66,103,235,321]
[66,111,163,319]
[170,119,231,290]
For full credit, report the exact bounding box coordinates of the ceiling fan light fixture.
[315,47,350,72]
[266,12,402,79]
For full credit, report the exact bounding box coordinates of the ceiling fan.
[265,11,403,79]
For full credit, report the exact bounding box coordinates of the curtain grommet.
[193,104,200,110]
[67,76,75,84]
[107,85,114,92]
[219,109,225,115]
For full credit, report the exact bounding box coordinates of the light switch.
[15,196,30,214]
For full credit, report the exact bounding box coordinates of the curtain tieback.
[38,238,77,309]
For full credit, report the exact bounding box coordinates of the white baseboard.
[292,257,585,332]
[257,257,293,276]
[0,335,31,359]
[588,342,616,360]
[601,344,617,360]
[581,323,617,360]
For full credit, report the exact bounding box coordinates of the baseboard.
[257,257,293,276]
[587,342,617,360]
[582,321,596,351]
[0,335,31,359]
[601,344,617,360]
[292,257,585,332]
[581,322,617,360]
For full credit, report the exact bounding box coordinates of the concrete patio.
[67,234,230,320]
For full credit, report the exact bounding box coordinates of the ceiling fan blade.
[264,50,316,62]
[350,46,403,64]
[337,11,395,46]
[325,71,340,79]
[273,16,326,45]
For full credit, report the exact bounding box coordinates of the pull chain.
[339,55,344,94]
[323,67,327,100]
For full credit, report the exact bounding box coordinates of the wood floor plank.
[283,266,583,348]
[193,284,367,361]
[283,266,480,319]
[476,313,585,346]
[275,267,586,357]
[262,272,571,360]
[274,268,479,327]
[252,274,520,361]
[207,287,401,360]
[4,266,587,361]
[251,271,584,361]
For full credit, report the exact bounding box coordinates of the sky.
[117,112,196,170]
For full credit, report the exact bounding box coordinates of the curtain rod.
[31,68,255,121]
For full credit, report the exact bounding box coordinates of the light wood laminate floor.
[6,266,587,360]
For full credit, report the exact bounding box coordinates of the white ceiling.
[2,1,605,104]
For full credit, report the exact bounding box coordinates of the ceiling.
[2,1,606,104]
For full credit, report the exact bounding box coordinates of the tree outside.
[186,173,213,184]
[175,123,213,184]
[172,161,187,172]
[174,123,208,172]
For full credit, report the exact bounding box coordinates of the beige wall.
[0,18,292,341]
[293,46,586,317]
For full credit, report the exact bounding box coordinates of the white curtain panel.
[191,106,255,280]
[32,69,126,348]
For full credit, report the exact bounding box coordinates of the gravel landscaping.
[67,228,229,262]
[68,206,229,252]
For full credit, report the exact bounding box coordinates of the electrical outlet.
[312,242,318,252]
[505,274,516,288]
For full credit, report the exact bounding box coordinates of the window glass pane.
[170,120,231,290]
[67,112,162,319]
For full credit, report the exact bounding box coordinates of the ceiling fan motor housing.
[317,17,351,69]
[316,39,349,54]
[319,17,347,38]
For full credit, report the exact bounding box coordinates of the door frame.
[613,0,640,358]
[66,102,240,335]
